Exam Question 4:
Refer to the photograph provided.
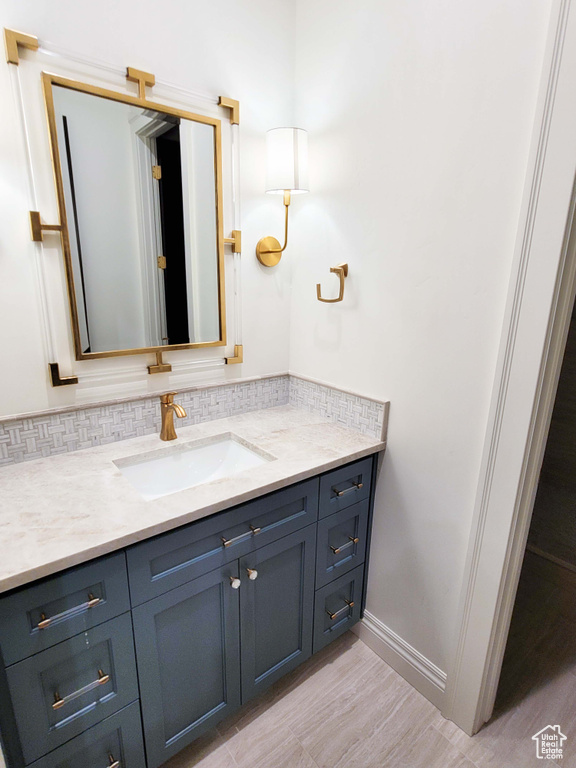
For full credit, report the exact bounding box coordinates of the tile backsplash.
[0,374,387,467]
[289,376,387,440]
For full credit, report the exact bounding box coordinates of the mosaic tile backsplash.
[0,375,386,467]
[289,377,386,439]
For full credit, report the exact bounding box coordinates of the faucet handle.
[160,392,178,405]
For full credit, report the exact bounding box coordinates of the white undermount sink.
[114,433,275,501]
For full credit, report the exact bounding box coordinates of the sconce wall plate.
[256,236,282,267]
[256,190,291,267]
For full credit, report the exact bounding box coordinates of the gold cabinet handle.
[52,669,110,710]
[327,600,355,621]
[246,568,258,581]
[38,593,102,630]
[334,482,363,498]
[229,576,241,590]
[108,755,121,768]
[221,524,261,548]
[330,536,360,555]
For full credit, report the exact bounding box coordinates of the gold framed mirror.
[41,70,226,361]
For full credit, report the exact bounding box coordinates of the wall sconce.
[256,127,308,267]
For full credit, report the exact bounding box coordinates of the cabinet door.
[132,565,241,768]
[239,525,316,702]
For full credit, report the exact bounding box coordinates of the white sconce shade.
[266,127,309,194]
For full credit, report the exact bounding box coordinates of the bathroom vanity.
[0,407,383,768]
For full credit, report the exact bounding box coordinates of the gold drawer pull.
[221,524,261,548]
[108,755,121,768]
[52,669,110,710]
[327,600,355,621]
[330,536,360,555]
[38,593,102,630]
[335,482,363,498]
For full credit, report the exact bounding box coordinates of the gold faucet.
[159,392,187,441]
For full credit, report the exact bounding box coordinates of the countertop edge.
[0,441,385,595]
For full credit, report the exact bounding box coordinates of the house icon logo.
[532,725,567,759]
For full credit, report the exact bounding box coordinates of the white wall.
[0,0,558,726]
[291,0,551,672]
[0,0,296,418]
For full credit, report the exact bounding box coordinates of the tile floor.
[162,549,576,768]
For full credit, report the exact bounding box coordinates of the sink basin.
[114,433,274,500]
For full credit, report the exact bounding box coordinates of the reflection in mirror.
[48,82,224,357]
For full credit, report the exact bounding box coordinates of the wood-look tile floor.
[162,551,576,768]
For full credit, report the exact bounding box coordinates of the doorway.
[156,125,190,345]
[489,302,576,748]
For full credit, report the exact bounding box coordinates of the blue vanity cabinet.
[131,564,242,768]
[0,454,378,768]
[131,524,317,768]
[239,525,316,702]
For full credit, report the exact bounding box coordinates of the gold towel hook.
[317,263,349,303]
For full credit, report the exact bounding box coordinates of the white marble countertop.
[0,406,385,594]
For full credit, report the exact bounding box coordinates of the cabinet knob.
[229,576,241,589]
[108,755,121,768]
[246,568,258,580]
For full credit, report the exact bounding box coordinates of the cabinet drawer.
[319,457,373,519]
[127,477,319,605]
[0,552,130,666]
[6,612,139,764]
[313,565,364,653]
[28,701,146,768]
[315,500,369,588]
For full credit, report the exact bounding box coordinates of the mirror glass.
[46,79,225,358]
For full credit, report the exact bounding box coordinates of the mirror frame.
[42,71,226,360]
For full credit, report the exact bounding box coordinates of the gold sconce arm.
[317,263,349,303]
[256,191,291,267]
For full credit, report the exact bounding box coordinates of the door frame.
[442,0,576,735]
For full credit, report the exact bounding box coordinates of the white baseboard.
[353,611,447,710]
